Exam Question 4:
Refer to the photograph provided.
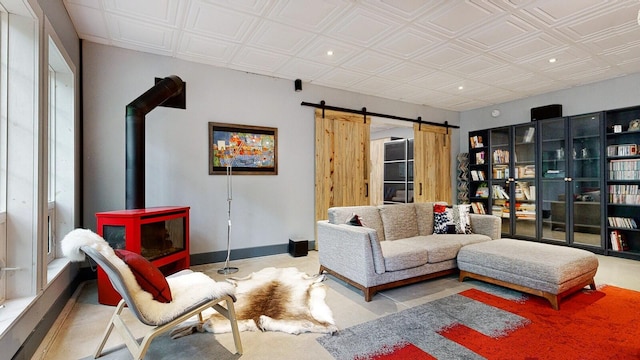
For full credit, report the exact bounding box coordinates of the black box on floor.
[288,239,308,257]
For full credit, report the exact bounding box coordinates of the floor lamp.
[218,164,239,274]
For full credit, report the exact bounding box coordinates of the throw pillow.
[433,204,473,235]
[433,204,453,234]
[114,249,172,303]
[346,213,366,227]
[452,204,473,234]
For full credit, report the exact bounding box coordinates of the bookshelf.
[468,130,489,214]
[488,124,537,239]
[605,105,640,260]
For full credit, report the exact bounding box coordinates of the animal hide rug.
[171,267,337,337]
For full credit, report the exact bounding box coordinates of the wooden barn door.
[413,123,451,203]
[315,109,370,240]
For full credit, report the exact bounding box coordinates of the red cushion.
[433,204,448,213]
[114,249,172,303]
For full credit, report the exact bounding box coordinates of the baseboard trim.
[190,241,316,266]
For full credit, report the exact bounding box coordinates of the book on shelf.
[607,216,638,229]
[608,158,640,180]
[491,205,505,217]
[493,166,508,179]
[475,151,485,164]
[470,135,484,148]
[515,165,535,178]
[471,202,486,214]
[471,170,486,181]
[609,230,630,251]
[523,127,535,143]
[608,184,640,204]
[607,144,637,157]
[492,185,510,200]
[492,149,509,164]
[515,181,533,200]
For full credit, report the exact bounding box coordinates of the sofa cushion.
[455,233,492,246]
[378,203,419,241]
[399,235,462,263]
[328,206,386,241]
[379,240,429,271]
[414,202,435,236]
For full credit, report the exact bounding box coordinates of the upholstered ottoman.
[458,239,598,310]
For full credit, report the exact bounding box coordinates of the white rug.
[172,267,338,337]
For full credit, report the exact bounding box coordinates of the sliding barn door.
[315,109,370,232]
[413,123,451,203]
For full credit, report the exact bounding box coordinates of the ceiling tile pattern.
[63,0,640,111]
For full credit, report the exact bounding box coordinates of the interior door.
[315,109,370,233]
[413,123,451,202]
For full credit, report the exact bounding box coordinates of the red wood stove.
[95,206,190,305]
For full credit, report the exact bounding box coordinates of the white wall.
[82,42,459,256]
[459,73,640,152]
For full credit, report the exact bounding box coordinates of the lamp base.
[217,267,239,274]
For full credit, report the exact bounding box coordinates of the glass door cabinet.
[539,113,603,247]
[489,124,537,239]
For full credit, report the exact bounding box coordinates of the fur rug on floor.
[171,267,337,337]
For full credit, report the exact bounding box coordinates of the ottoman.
[457,239,598,310]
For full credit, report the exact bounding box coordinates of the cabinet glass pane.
[490,128,509,180]
[514,124,536,180]
[384,141,405,161]
[384,183,413,203]
[572,114,600,179]
[541,118,566,180]
[571,114,601,247]
[572,180,601,247]
[407,139,414,160]
[491,181,510,234]
[541,178,567,243]
[384,162,407,181]
[514,180,536,237]
[540,118,567,243]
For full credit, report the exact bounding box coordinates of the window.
[0,1,75,303]
[45,20,76,273]
[0,6,8,304]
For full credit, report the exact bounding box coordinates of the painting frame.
[209,122,278,175]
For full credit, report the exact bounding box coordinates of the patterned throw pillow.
[452,204,473,234]
[433,204,472,234]
[433,204,453,234]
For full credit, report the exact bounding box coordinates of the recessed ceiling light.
[458,85,464,90]
[549,58,557,63]
[326,50,334,56]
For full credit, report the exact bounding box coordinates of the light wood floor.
[34,250,640,360]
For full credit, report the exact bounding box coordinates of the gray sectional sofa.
[317,202,501,301]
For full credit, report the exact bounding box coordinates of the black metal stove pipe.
[125,75,184,209]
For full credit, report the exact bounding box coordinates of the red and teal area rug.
[317,284,640,359]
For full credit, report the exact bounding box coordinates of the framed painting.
[209,122,278,175]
